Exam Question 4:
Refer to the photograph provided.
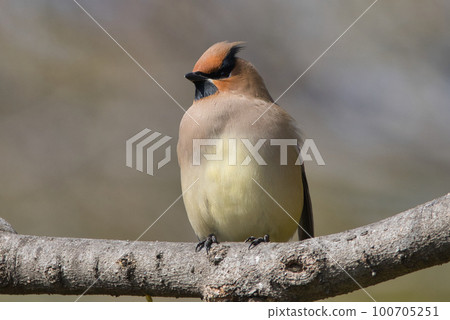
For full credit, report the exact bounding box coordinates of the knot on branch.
[117,253,137,281]
[45,261,63,285]
[280,248,325,282]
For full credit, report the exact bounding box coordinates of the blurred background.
[0,0,449,301]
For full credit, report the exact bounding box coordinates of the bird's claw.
[196,234,219,253]
[245,234,270,249]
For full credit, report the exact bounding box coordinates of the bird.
[177,41,313,252]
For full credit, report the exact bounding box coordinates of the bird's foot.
[195,234,219,253]
[245,234,270,249]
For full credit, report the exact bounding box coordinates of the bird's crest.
[193,41,245,77]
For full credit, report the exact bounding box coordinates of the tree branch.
[1,193,449,301]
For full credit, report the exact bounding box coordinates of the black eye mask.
[186,44,243,100]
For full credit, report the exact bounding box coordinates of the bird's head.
[185,41,273,102]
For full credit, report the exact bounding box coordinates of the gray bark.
[0,193,449,301]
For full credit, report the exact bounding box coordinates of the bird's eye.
[208,58,234,79]
[200,45,241,80]
[218,67,232,78]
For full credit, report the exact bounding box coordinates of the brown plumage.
[178,41,313,250]
[192,41,244,74]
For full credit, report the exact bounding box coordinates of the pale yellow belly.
[181,141,303,242]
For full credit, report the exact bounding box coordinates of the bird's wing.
[298,164,314,240]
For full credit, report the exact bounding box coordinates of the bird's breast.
[178,96,303,242]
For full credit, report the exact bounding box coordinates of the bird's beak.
[185,72,209,82]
